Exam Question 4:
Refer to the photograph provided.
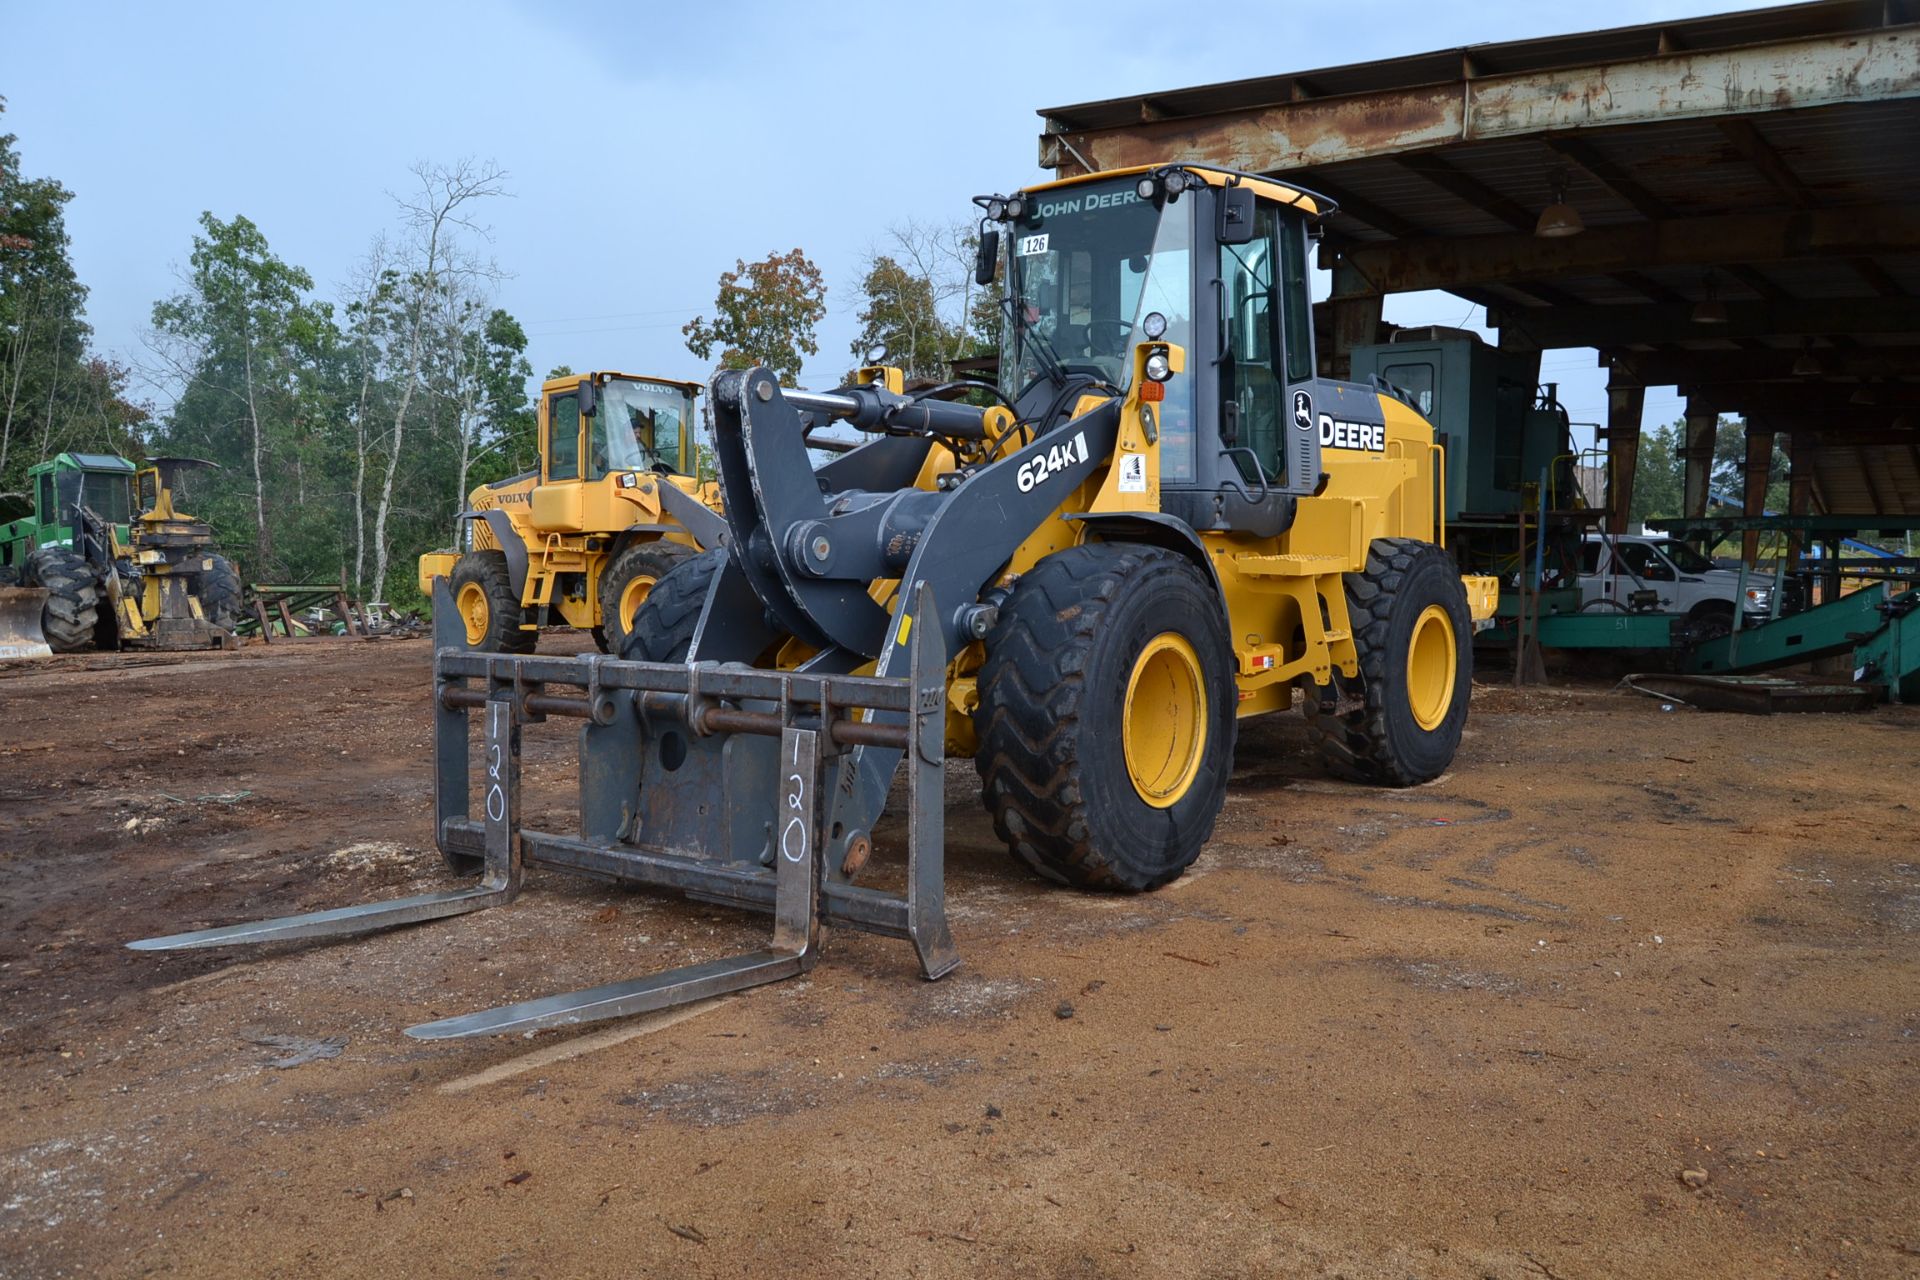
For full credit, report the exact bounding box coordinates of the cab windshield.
[1001,177,1194,400]
[55,469,134,525]
[590,379,691,476]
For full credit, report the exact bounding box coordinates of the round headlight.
[1135,176,1158,200]
[1140,310,1168,340]
[1004,197,1026,220]
[986,198,1006,221]
[1144,351,1172,382]
[1164,168,1190,194]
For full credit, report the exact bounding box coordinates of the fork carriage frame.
[129,578,958,1040]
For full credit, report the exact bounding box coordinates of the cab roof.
[1021,164,1330,218]
[539,371,703,395]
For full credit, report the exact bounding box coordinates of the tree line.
[4,94,998,609]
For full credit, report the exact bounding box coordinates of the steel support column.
[1784,433,1816,565]
[1325,259,1383,381]
[1742,426,1776,566]
[1681,412,1719,520]
[1605,382,1645,535]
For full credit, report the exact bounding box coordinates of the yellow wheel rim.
[1123,633,1208,809]
[618,574,658,632]
[457,582,490,646]
[1406,603,1457,731]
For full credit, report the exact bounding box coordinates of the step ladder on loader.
[129,576,959,1039]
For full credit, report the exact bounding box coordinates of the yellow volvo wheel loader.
[417,371,726,655]
[137,165,1497,1041]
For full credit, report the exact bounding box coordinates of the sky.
[4,0,1783,442]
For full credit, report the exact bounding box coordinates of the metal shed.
[1036,0,1920,536]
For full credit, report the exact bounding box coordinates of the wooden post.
[253,599,274,644]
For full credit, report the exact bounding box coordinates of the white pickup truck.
[1577,534,1782,639]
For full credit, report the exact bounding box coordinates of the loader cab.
[15,453,137,549]
[996,166,1351,536]
[532,373,700,532]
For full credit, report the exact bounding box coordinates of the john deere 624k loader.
[136,165,1498,1040]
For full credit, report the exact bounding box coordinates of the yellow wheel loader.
[137,165,1497,1041]
[417,371,726,655]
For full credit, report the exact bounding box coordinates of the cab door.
[531,384,586,531]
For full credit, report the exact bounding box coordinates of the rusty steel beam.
[1540,134,1671,220]
[1332,204,1920,295]
[1717,118,1817,210]
[1606,346,1920,385]
[1850,256,1910,297]
[1685,384,1920,413]
[1038,28,1920,173]
[1490,297,1920,348]
[1390,152,1536,231]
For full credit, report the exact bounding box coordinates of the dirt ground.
[1,635,1916,1279]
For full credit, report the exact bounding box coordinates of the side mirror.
[974,230,1000,286]
[578,378,598,417]
[1217,186,1256,245]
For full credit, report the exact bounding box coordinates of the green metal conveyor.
[1685,583,1919,703]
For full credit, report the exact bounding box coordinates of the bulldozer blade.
[0,587,51,659]
[126,882,514,951]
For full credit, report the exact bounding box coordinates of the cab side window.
[547,392,581,481]
[1580,541,1602,574]
[1218,204,1282,484]
[1617,543,1674,581]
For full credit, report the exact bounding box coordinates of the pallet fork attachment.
[128,578,958,1039]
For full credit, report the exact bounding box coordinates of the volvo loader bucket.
[0,587,52,660]
[129,576,958,1039]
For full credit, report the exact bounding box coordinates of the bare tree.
[367,159,508,604]
[339,236,391,592]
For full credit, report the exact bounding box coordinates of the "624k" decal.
[1016,431,1090,493]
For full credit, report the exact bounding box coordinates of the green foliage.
[852,256,948,380]
[1631,415,1795,555]
[1,99,147,492]
[683,249,826,385]
[146,208,533,599]
[848,222,1000,384]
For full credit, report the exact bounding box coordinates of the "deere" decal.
[1319,414,1386,452]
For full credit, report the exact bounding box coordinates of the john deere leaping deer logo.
[1293,390,1313,431]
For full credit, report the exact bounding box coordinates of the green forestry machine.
[131,164,1496,1041]
[0,452,242,653]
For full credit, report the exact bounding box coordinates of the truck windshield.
[1655,540,1715,573]
[1002,178,1194,400]
[590,379,691,476]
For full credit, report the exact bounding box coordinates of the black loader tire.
[598,540,697,658]
[621,547,727,662]
[24,545,102,653]
[200,554,243,629]
[448,550,534,654]
[1303,537,1472,787]
[0,563,17,587]
[975,543,1236,892]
